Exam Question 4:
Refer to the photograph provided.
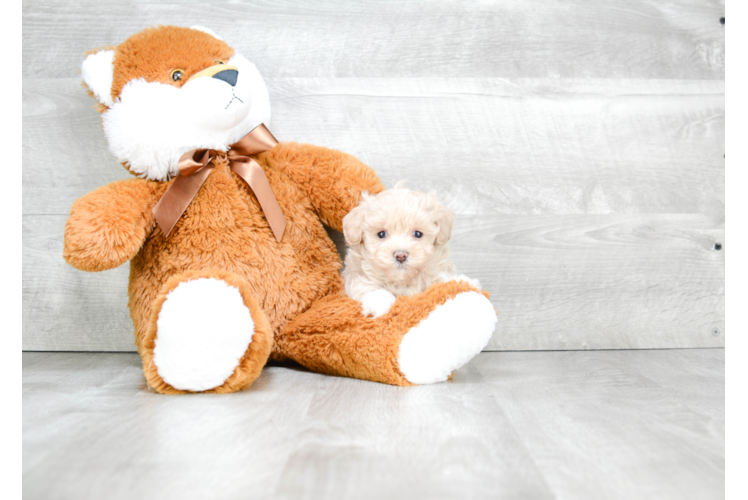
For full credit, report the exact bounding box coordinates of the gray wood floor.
[23,350,724,500]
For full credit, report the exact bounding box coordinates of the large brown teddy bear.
[64,25,497,394]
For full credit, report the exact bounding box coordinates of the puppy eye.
[377,231,387,239]
[171,69,185,82]
[214,60,226,65]
[413,231,423,238]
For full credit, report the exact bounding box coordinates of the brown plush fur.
[64,141,487,392]
[141,269,273,394]
[82,27,234,117]
[67,26,490,393]
[276,281,490,386]
[112,26,235,100]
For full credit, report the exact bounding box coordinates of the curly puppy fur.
[342,184,476,318]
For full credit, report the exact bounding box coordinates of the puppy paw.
[454,274,481,290]
[360,289,397,318]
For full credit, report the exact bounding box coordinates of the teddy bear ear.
[81,49,115,107]
[190,25,224,41]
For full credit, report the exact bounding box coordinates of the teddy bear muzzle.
[187,64,240,86]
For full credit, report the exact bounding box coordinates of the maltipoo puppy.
[342,183,479,318]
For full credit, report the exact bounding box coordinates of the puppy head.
[81,25,271,181]
[343,184,454,285]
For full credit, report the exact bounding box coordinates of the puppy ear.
[81,49,115,107]
[432,199,455,245]
[343,193,373,246]
[343,206,366,245]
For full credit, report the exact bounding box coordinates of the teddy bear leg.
[275,280,497,386]
[139,270,272,394]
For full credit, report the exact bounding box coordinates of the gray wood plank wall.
[22,0,725,351]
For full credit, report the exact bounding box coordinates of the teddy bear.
[63,25,498,394]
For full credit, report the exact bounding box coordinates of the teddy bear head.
[81,25,271,181]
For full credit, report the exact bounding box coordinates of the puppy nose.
[212,69,238,87]
[394,251,409,263]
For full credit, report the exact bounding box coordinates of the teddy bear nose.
[394,251,409,263]
[212,69,238,87]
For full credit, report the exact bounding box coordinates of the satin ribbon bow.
[152,124,287,242]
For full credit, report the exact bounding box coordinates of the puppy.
[342,183,479,318]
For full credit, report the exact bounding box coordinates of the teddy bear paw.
[360,289,398,318]
[397,291,496,384]
[152,277,255,392]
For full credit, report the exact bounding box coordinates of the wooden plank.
[23,212,724,351]
[22,79,131,215]
[23,77,724,216]
[21,0,724,353]
[22,215,134,351]
[473,349,724,500]
[454,214,725,350]
[274,372,551,499]
[22,0,725,80]
[270,78,724,218]
[22,350,725,500]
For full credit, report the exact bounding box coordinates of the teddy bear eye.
[214,60,226,65]
[377,231,387,239]
[171,69,184,82]
[413,231,423,238]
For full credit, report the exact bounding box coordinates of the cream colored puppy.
[342,184,480,318]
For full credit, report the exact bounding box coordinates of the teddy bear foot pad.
[397,291,497,384]
[152,277,256,391]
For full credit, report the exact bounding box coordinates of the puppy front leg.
[345,273,397,318]
[360,288,397,318]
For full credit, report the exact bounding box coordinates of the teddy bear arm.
[268,142,385,231]
[63,179,156,272]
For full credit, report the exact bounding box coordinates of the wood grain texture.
[471,349,725,500]
[22,78,131,215]
[270,78,724,218]
[455,214,724,350]
[24,212,724,351]
[23,215,134,351]
[22,0,725,351]
[22,350,725,500]
[22,0,725,80]
[23,77,725,216]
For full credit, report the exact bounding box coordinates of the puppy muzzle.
[394,251,409,263]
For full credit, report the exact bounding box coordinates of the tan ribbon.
[152,124,286,242]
